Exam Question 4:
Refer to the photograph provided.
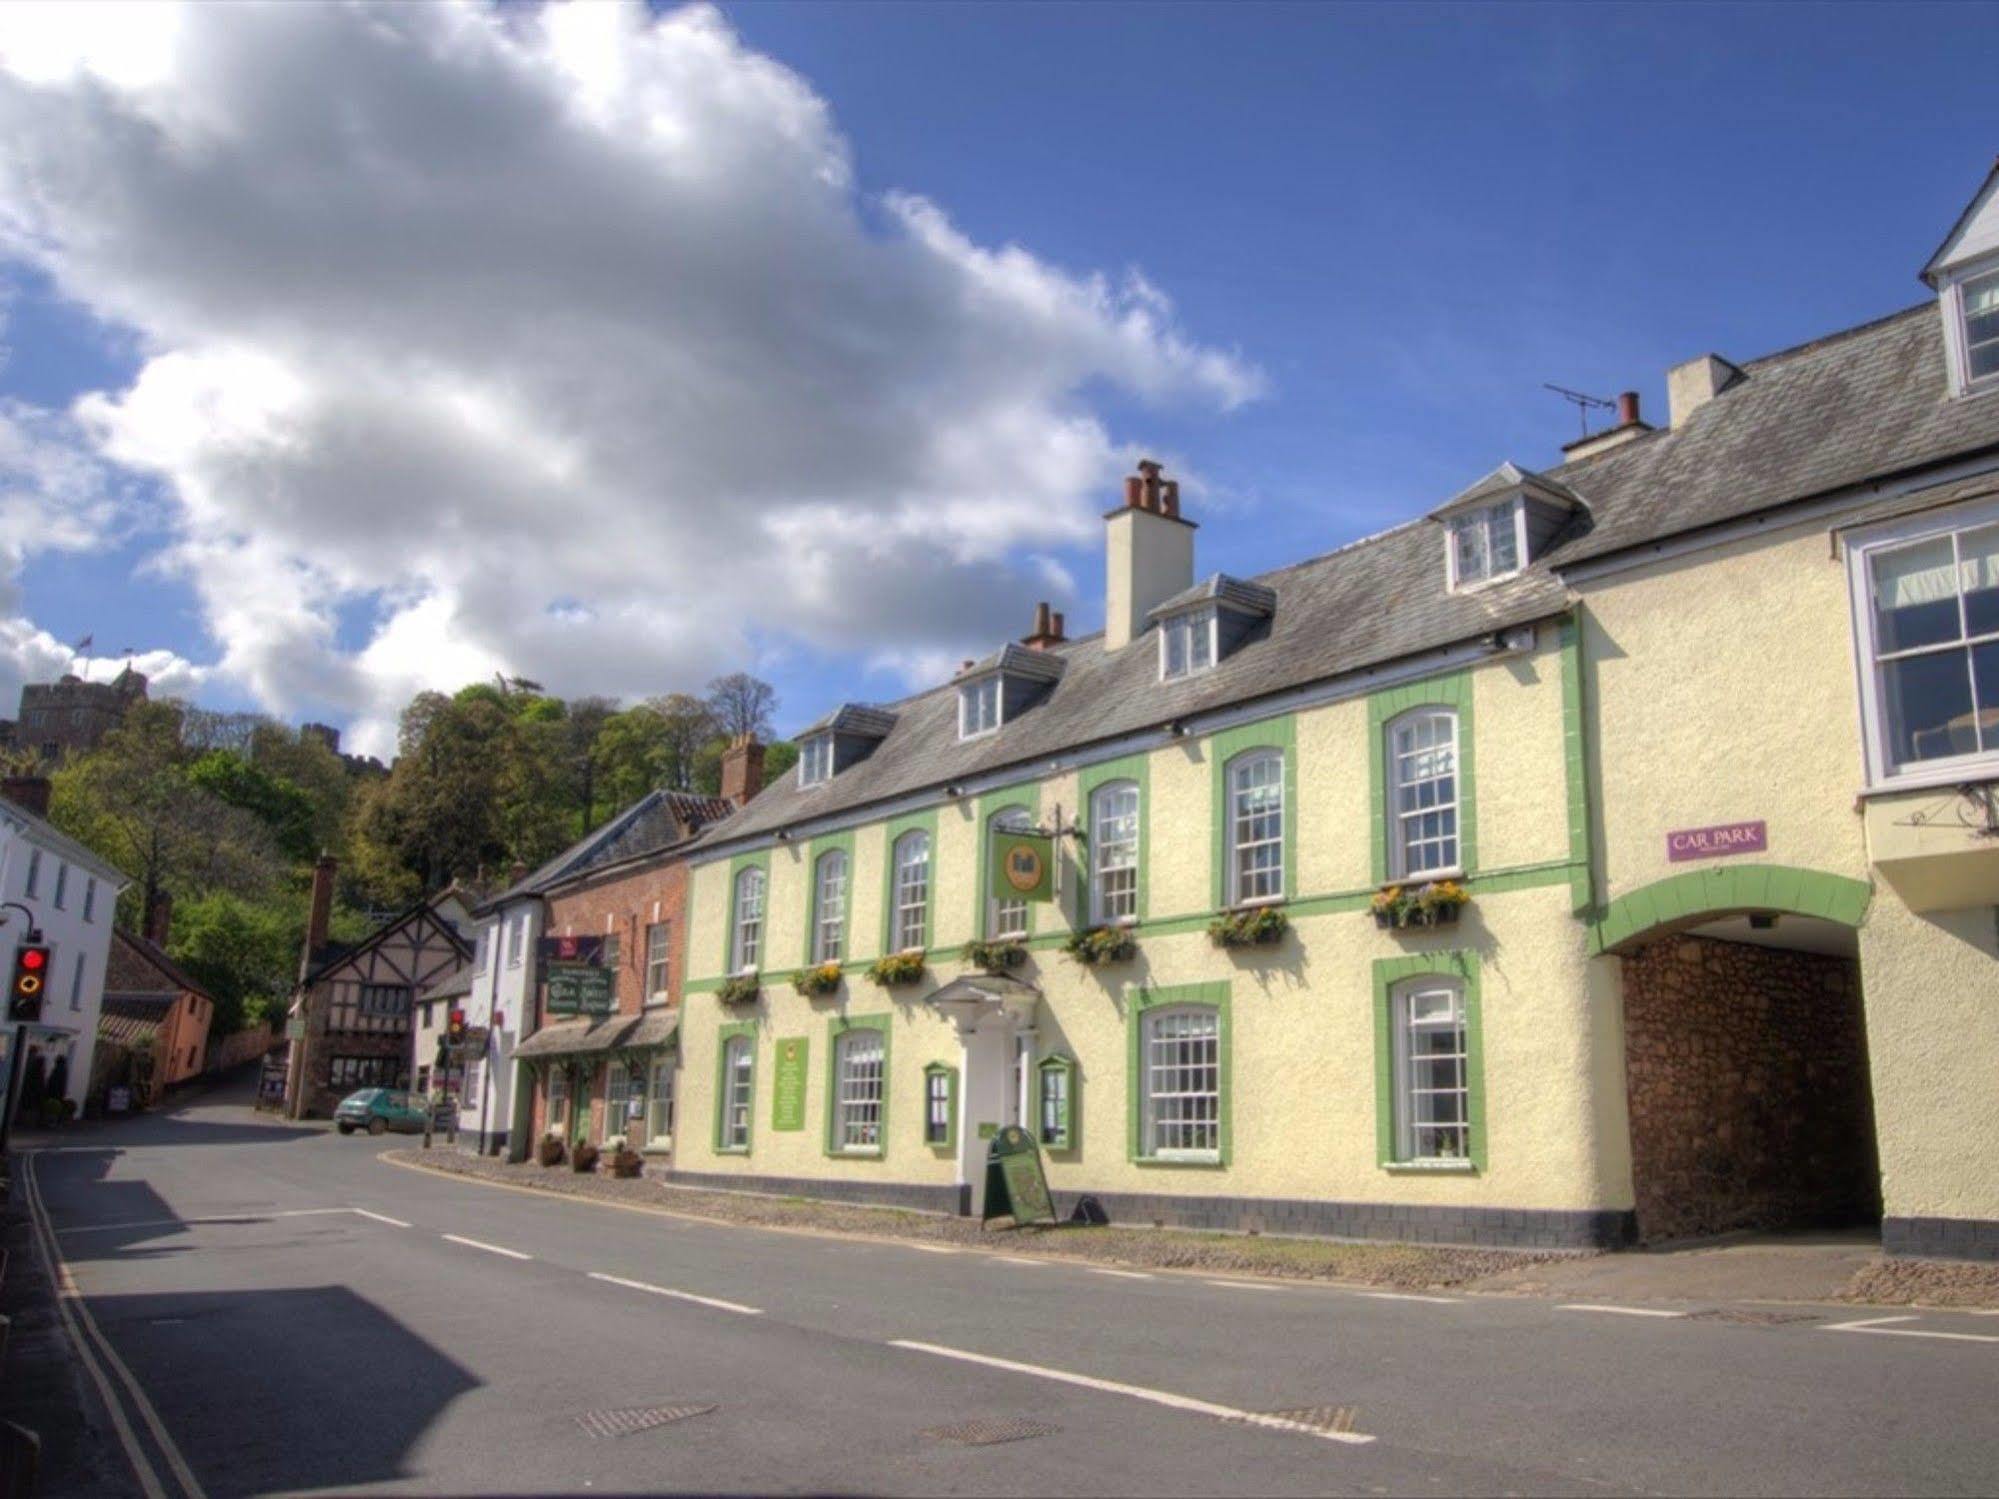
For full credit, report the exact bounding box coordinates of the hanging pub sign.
[982,1125,1057,1227]
[539,934,607,966]
[991,829,1056,905]
[546,964,614,1017]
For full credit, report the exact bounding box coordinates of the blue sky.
[3,1,1993,753]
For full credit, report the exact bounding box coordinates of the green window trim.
[802,831,857,968]
[712,1020,758,1155]
[1207,716,1298,911]
[824,1013,893,1158]
[974,784,1043,939]
[720,851,772,977]
[1078,752,1152,927]
[922,1061,959,1151]
[1371,951,1486,1172]
[1368,670,1478,886]
[1035,1053,1077,1151]
[1558,610,1596,918]
[1125,980,1231,1167]
[1589,863,1871,955]
[879,809,940,956]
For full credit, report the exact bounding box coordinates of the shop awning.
[515,1011,679,1060]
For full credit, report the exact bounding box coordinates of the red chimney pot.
[1617,391,1640,427]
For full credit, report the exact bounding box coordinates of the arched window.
[812,849,848,964]
[719,1034,754,1151]
[1389,976,1468,1162]
[1388,707,1459,877]
[833,1026,886,1153]
[730,865,765,973]
[987,807,1034,939]
[1226,749,1284,905]
[1089,780,1140,925]
[891,831,930,951]
[1138,1005,1219,1160]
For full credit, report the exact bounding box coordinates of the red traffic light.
[9,942,50,1019]
[18,948,44,971]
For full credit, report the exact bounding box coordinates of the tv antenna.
[1543,383,1615,439]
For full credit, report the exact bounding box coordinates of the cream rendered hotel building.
[667,167,1999,1259]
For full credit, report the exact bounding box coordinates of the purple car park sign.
[1666,819,1768,863]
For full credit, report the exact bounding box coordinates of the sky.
[0,1,1992,760]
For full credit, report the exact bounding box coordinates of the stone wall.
[1622,934,1879,1242]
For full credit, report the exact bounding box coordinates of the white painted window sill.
[1382,1159,1477,1174]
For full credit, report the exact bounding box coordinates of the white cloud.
[0,0,1258,758]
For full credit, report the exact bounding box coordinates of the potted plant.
[606,1134,644,1178]
[1208,905,1289,949]
[791,961,843,997]
[1370,880,1470,930]
[1064,925,1137,967]
[717,971,760,1005]
[571,1139,601,1173]
[867,949,927,988]
[537,1131,566,1167]
[963,938,1028,972]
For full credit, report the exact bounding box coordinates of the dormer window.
[798,733,833,788]
[1922,162,1999,397]
[1961,266,1999,388]
[1160,606,1217,681]
[959,675,1001,739]
[1448,498,1523,588]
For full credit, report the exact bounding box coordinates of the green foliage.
[1064,925,1137,967]
[185,750,318,860]
[963,939,1027,972]
[716,972,760,1005]
[165,890,302,1036]
[867,950,927,987]
[1207,905,1289,949]
[791,961,843,996]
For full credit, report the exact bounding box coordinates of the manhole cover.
[575,1404,717,1439]
[1686,1309,1819,1327]
[923,1417,1060,1447]
[1253,1406,1359,1436]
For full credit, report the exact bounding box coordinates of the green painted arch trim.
[1367,669,1477,886]
[879,809,940,958]
[1371,950,1485,1172]
[802,831,856,968]
[922,1061,959,1151]
[1207,715,1298,912]
[720,851,772,978]
[1124,979,1232,1167]
[712,1019,758,1156]
[1078,753,1152,926]
[824,1012,893,1159]
[1035,1052,1078,1151]
[1589,864,1873,955]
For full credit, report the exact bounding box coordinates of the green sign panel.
[771,1035,809,1132]
[991,829,1055,904]
[546,962,614,1017]
[982,1125,1057,1227]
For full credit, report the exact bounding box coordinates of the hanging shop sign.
[771,1036,809,1132]
[539,934,606,966]
[991,830,1056,904]
[546,963,614,1016]
[982,1125,1056,1227]
[1666,819,1768,863]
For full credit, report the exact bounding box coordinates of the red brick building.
[95,900,218,1104]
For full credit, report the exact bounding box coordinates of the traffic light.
[447,1008,466,1043]
[9,942,49,1022]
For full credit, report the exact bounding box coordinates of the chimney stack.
[1666,354,1743,428]
[720,734,766,808]
[146,890,174,946]
[306,853,337,956]
[1104,460,1196,651]
[1022,601,1068,651]
[1561,390,1654,462]
[0,776,50,819]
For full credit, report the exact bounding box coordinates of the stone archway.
[1595,865,1881,1244]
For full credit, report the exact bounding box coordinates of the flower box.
[791,961,844,996]
[536,1133,566,1168]
[868,950,928,987]
[571,1141,600,1173]
[1208,905,1290,949]
[1064,925,1138,967]
[716,971,761,1005]
[963,939,1028,972]
[1370,880,1470,931]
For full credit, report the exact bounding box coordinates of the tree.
[185,750,318,862]
[705,672,777,741]
[166,890,302,1036]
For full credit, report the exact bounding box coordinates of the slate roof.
[100,992,175,1048]
[1434,462,1586,516]
[515,1008,678,1059]
[1149,573,1278,619]
[956,641,1067,683]
[109,929,214,1004]
[800,703,899,738]
[538,790,734,894]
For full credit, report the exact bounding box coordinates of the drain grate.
[923,1417,1060,1447]
[575,1404,717,1439]
[1252,1406,1360,1436]
[1687,1309,1819,1327]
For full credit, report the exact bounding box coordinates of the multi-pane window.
[720,1035,753,1150]
[731,866,765,972]
[330,983,413,1034]
[1858,516,1999,776]
[547,1066,569,1127]
[923,1067,954,1146]
[834,1028,885,1152]
[647,1056,675,1144]
[1392,979,1470,1162]
[1160,607,1217,681]
[644,921,671,999]
[606,1062,634,1141]
[1448,498,1522,588]
[1389,708,1459,876]
[1089,781,1140,925]
[330,1055,406,1089]
[1140,1007,1220,1160]
[813,850,848,963]
[987,808,1033,940]
[1037,1056,1073,1149]
[1962,266,1999,385]
[959,675,1001,739]
[798,733,834,787]
[891,832,929,951]
[1228,750,1284,904]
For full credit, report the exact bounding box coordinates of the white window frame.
[474,924,491,974]
[644,921,671,1002]
[958,675,1001,740]
[891,831,929,952]
[986,807,1034,940]
[1390,977,1471,1164]
[1938,256,1999,399]
[1226,749,1285,906]
[506,912,525,968]
[812,849,848,964]
[923,1067,953,1145]
[547,1065,570,1128]
[1445,497,1525,591]
[798,733,834,787]
[833,1027,885,1154]
[731,866,765,973]
[1139,1005,1220,1162]
[1158,605,1218,681]
[1387,707,1461,879]
[1089,781,1140,926]
[720,1036,753,1151]
[646,1055,675,1146]
[1846,496,1999,790]
[604,1061,629,1142]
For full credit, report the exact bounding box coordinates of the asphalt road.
[21,1084,1999,1498]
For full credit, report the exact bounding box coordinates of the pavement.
[12,1078,1999,1497]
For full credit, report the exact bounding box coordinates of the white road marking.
[994,1256,1047,1267]
[889,1340,1374,1445]
[899,1242,958,1254]
[1089,1267,1154,1280]
[441,1234,532,1261]
[1362,1291,1460,1305]
[350,1209,411,1228]
[1821,1315,1999,1345]
[1557,1304,1683,1319]
[587,1271,762,1316]
[1205,1279,1285,1292]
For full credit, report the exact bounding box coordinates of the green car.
[334,1088,433,1136]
